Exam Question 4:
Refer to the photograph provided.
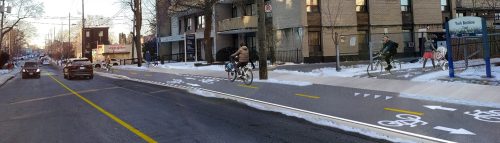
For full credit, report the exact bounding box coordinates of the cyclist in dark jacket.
[380,35,398,71]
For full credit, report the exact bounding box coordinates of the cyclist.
[105,56,112,70]
[380,35,398,71]
[231,42,249,75]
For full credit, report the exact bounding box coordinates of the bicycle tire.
[243,68,253,85]
[367,61,383,77]
[391,60,402,70]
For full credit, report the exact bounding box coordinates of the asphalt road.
[0,65,385,143]
[107,66,500,143]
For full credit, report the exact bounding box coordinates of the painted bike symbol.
[464,110,500,123]
[378,114,428,127]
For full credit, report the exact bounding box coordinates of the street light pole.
[68,12,70,59]
[81,0,85,58]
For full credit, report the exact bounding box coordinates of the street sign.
[449,16,482,38]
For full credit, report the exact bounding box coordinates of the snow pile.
[0,69,9,75]
[157,62,225,71]
[254,78,313,86]
[411,71,449,82]
[114,65,150,71]
[457,66,500,81]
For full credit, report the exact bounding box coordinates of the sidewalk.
[114,63,500,108]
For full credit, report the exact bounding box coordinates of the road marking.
[363,94,370,97]
[129,72,138,75]
[384,108,424,116]
[374,95,381,99]
[354,93,360,96]
[144,74,153,77]
[295,93,320,99]
[434,126,475,135]
[149,89,171,94]
[238,84,258,89]
[424,105,457,111]
[48,74,157,143]
[385,96,393,100]
[9,87,121,105]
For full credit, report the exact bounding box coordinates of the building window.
[86,31,90,37]
[401,0,409,12]
[308,31,321,56]
[457,13,464,17]
[232,5,238,17]
[356,0,367,12]
[187,18,193,31]
[178,20,182,34]
[306,0,319,13]
[496,13,500,20]
[197,15,205,29]
[441,0,447,11]
[245,4,257,16]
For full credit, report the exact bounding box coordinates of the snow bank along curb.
[0,69,19,87]
[95,71,454,143]
[400,93,500,109]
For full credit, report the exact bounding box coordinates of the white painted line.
[364,94,370,98]
[374,95,381,99]
[354,93,360,96]
[385,96,393,100]
[434,126,475,135]
[424,105,457,111]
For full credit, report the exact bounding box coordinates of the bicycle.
[465,110,500,123]
[225,57,253,85]
[103,63,113,73]
[367,52,402,77]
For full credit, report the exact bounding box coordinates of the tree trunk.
[204,10,214,64]
[135,0,143,67]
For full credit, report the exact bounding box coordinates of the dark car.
[21,62,41,79]
[63,58,93,80]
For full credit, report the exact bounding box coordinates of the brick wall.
[369,0,403,26]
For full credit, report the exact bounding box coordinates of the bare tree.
[323,0,343,70]
[1,0,44,51]
[123,0,143,67]
[169,0,219,64]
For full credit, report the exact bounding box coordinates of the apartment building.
[159,0,453,63]
[455,0,500,28]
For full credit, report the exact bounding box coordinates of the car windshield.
[24,62,38,67]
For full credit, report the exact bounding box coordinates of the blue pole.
[445,21,455,78]
[482,18,492,78]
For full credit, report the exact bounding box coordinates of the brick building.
[81,27,110,61]
[158,0,456,63]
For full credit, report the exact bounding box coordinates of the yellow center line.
[295,93,320,99]
[129,72,138,75]
[144,74,153,77]
[238,84,258,89]
[48,74,157,143]
[384,108,424,116]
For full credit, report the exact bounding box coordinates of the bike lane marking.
[384,108,424,116]
[238,84,258,89]
[295,93,320,99]
[48,74,157,143]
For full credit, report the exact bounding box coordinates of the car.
[94,58,120,68]
[21,62,41,79]
[63,58,93,80]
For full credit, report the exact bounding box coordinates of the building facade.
[159,0,455,63]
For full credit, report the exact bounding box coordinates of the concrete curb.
[95,71,455,143]
[0,69,19,87]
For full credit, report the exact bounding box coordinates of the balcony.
[218,16,257,34]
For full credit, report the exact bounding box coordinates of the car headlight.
[22,69,26,72]
[36,69,40,72]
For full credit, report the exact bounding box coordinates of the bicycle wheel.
[242,67,253,85]
[391,60,402,70]
[228,71,237,82]
[367,61,383,77]
[377,120,403,127]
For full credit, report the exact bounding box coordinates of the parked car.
[94,58,120,68]
[21,61,41,79]
[63,58,93,80]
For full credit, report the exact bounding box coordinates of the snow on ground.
[254,79,313,86]
[114,65,150,71]
[457,66,500,81]
[157,62,225,71]
[274,62,425,78]
[0,69,9,75]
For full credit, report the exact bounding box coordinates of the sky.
[26,0,135,48]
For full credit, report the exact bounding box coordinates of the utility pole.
[82,0,85,59]
[68,12,71,59]
[257,0,268,79]
[155,0,160,58]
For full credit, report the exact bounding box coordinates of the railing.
[218,16,257,32]
[274,48,303,63]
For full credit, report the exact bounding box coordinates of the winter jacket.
[381,40,398,55]
[424,40,436,52]
[231,46,249,62]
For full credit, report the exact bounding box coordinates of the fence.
[274,48,303,63]
[448,33,500,70]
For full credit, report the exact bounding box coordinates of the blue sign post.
[445,16,492,78]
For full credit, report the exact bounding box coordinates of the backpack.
[390,42,398,54]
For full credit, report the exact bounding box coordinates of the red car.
[63,58,93,80]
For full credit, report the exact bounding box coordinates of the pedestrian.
[145,51,151,67]
[422,35,436,71]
